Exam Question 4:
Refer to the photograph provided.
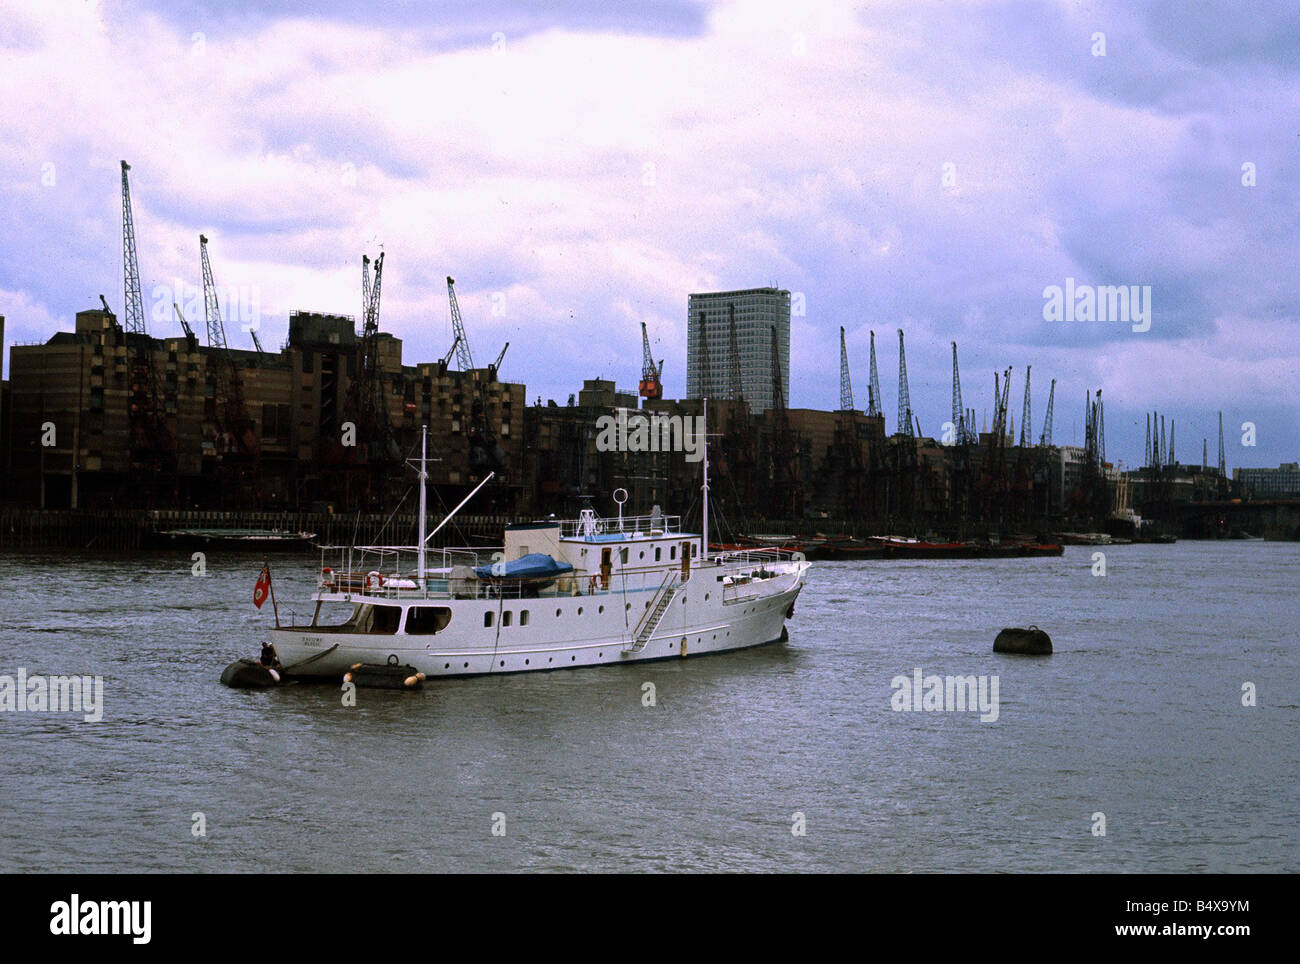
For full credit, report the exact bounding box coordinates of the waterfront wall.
[0,508,518,551]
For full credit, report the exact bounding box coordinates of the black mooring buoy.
[220,658,283,688]
[993,625,1053,655]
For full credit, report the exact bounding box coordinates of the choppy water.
[1,542,1295,872]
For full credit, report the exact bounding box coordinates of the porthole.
[521,610,530,626]
[464,661,469,667]
[598,605,604,614]
[500,659,505,667]
[484,612,494,627]
[571,656,576,661]
[525,659,530,665]
[556,608,562,617]
[578,607,584,615]
[444,662,450,669]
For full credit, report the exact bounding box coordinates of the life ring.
[365,570,385,591]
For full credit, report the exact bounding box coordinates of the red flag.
[253,566,271,609]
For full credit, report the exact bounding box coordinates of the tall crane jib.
[839,326,854,412]
[896,329,913,438]
[1019,366,1032,448]
[727,307,743,404]
[118,160,175,484]
[1039,378,1055,447]
[696,312,712,400]
[951,342,965,444]
[867,330,882,419]
[446,276,475,371]
[639,321,663,399]
[200,234,259,459]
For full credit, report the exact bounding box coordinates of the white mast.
[417,424,428,587]
[701,397,709,561]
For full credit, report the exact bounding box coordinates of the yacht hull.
[269,565,806,680]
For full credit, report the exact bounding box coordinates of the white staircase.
[624,573,679,654]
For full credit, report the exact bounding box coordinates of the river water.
[1,541,1295,872]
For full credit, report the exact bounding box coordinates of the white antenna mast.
[702,397,709,561]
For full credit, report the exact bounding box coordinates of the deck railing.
[557,513,682,539]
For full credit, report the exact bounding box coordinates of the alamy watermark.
[50,895,150,944]
[1043,278,1151,332]
[594,410,705,463]
[890,667,1000,722]
[151,279,262,333]
[0,668,103,722]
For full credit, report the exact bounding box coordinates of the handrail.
[630,570,676,640]
[557,513,682,538]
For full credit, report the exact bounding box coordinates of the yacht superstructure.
[266,427,809,679]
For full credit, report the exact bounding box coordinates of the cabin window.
[406,606,451,635]
[655,547,662,561]
[670,546,677,560]
[520,610,530,626]
[311,601,363,629]
[503,611,513,627]
[355,605,400,635]
[484,611,494,628]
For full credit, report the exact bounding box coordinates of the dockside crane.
[867,330,883,419]
[947,341,977,529]
[439,334,461,372]
[119,160,176,489]
[1039,379,1055,447]
[1019,366,1032,448]
[1218,411,1226,478]
[490,342,509,377]
[696,311,712,400]
[639,322,663,400]
[727,307,743,404]
[896,329,913,438]
[200,234,259,460]
[446,277,475,371]
[951,342,972,444]
[341,252,397,465]
[172,303,197,350]
[978,366,1013,523]
[839,326,854,412]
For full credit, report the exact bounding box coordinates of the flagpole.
[265,557,280,628]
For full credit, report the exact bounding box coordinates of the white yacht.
[266,425,810,679]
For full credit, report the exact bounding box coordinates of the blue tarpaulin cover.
[474,552,574,580]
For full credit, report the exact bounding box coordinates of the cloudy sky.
[2,0,1296,469]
